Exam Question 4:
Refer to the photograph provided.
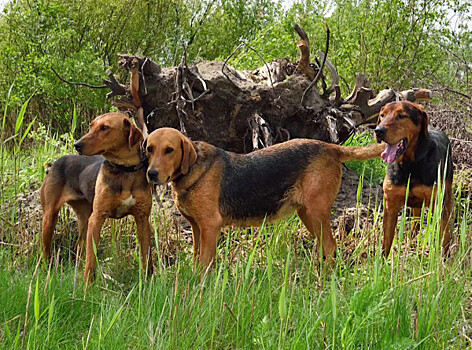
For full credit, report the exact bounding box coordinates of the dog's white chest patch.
[116,195,136,217]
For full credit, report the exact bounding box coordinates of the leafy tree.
[0,0,470,135]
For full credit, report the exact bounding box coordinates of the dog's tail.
[44,162,53,175]
[331,143,385,162]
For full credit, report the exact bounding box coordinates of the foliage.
[0,0,471,136]
[231,0,472,95]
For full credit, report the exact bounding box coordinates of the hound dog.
[144,127,385,269]
[374,101,453,256]
[40,112,152,283]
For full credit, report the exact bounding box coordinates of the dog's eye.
[396,114,407,119]
[146,146,153,153]
[165,147,174,154]
[101,125,109,131]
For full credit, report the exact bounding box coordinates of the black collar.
[104,158,149,173]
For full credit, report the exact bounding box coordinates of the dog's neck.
[102,140,145,167]
[402,130,431,163]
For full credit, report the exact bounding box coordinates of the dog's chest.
[114,195,136,218]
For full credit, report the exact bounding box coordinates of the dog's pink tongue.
[381,143,398,163]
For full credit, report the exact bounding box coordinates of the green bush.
[0,0,470,136]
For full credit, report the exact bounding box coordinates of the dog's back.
[40,154,104,260]
[219,141,322,220]
[42,155,104,203]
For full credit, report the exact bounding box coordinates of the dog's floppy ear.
[124,118,143,150]
[418,106,429,138]
[377,106,385,125]
[180,135,197,175]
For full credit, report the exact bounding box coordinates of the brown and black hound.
[144,128,384,269]
[40,112,152,283]
[375,101,453,256]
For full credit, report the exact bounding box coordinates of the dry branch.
[50,67,108,89]
[54,22,436,153]
[294,24,316,81]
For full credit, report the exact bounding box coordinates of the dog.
[144,127,385,269]
[40,112,153,283]
[374,101,453,256]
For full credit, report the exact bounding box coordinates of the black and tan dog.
[375,101,453,256]
[40,112,152,283]
[144,127,385,269]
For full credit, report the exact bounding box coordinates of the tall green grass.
[1,201,470,349]
[0,108,471,348]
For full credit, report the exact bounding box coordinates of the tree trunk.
[103,26,433,153]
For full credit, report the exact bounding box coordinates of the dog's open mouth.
[381,138,407,163]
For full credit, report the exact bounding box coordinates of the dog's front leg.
[382,200,402,257]
[84,211,107,286]
[441,184,454,255]
[181,214,201,268]
[410,208,422,237]
[198,216,223,271]
[134,213,153,276]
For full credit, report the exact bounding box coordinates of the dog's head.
[374,101,428,163]
[144,128,197,185]
[74,112,142,157]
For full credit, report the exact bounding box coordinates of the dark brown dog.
[375,101,453,256]
[40,112,152,283]
[144,127,384,269]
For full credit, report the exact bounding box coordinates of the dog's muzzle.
[147,169,160,183]
[74,141,83,154]
[374,127,386,142]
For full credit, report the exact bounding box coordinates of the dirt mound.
[427,97,472,168]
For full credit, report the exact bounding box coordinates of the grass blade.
[15,94,33,134]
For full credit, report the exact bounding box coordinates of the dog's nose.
[147,169,159,183]
[374,127,386,140]
[74,141,83,153]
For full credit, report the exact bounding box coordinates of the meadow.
[0,100,471,349]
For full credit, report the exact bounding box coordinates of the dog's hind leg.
[411,208,422,237]
[441,181,454,255]
[41,205,60,261]
[134,213,153,276]
[40,178,68,261]
[298,207,336,265]
[298,158,340,264]
[69,199,92,259]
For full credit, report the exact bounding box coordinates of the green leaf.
[71,104,78,134]
[278,251,291,320]
[103,285,135,339]
[15,94,33,134]
[34,278,40,324]
[2,83,14,131]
